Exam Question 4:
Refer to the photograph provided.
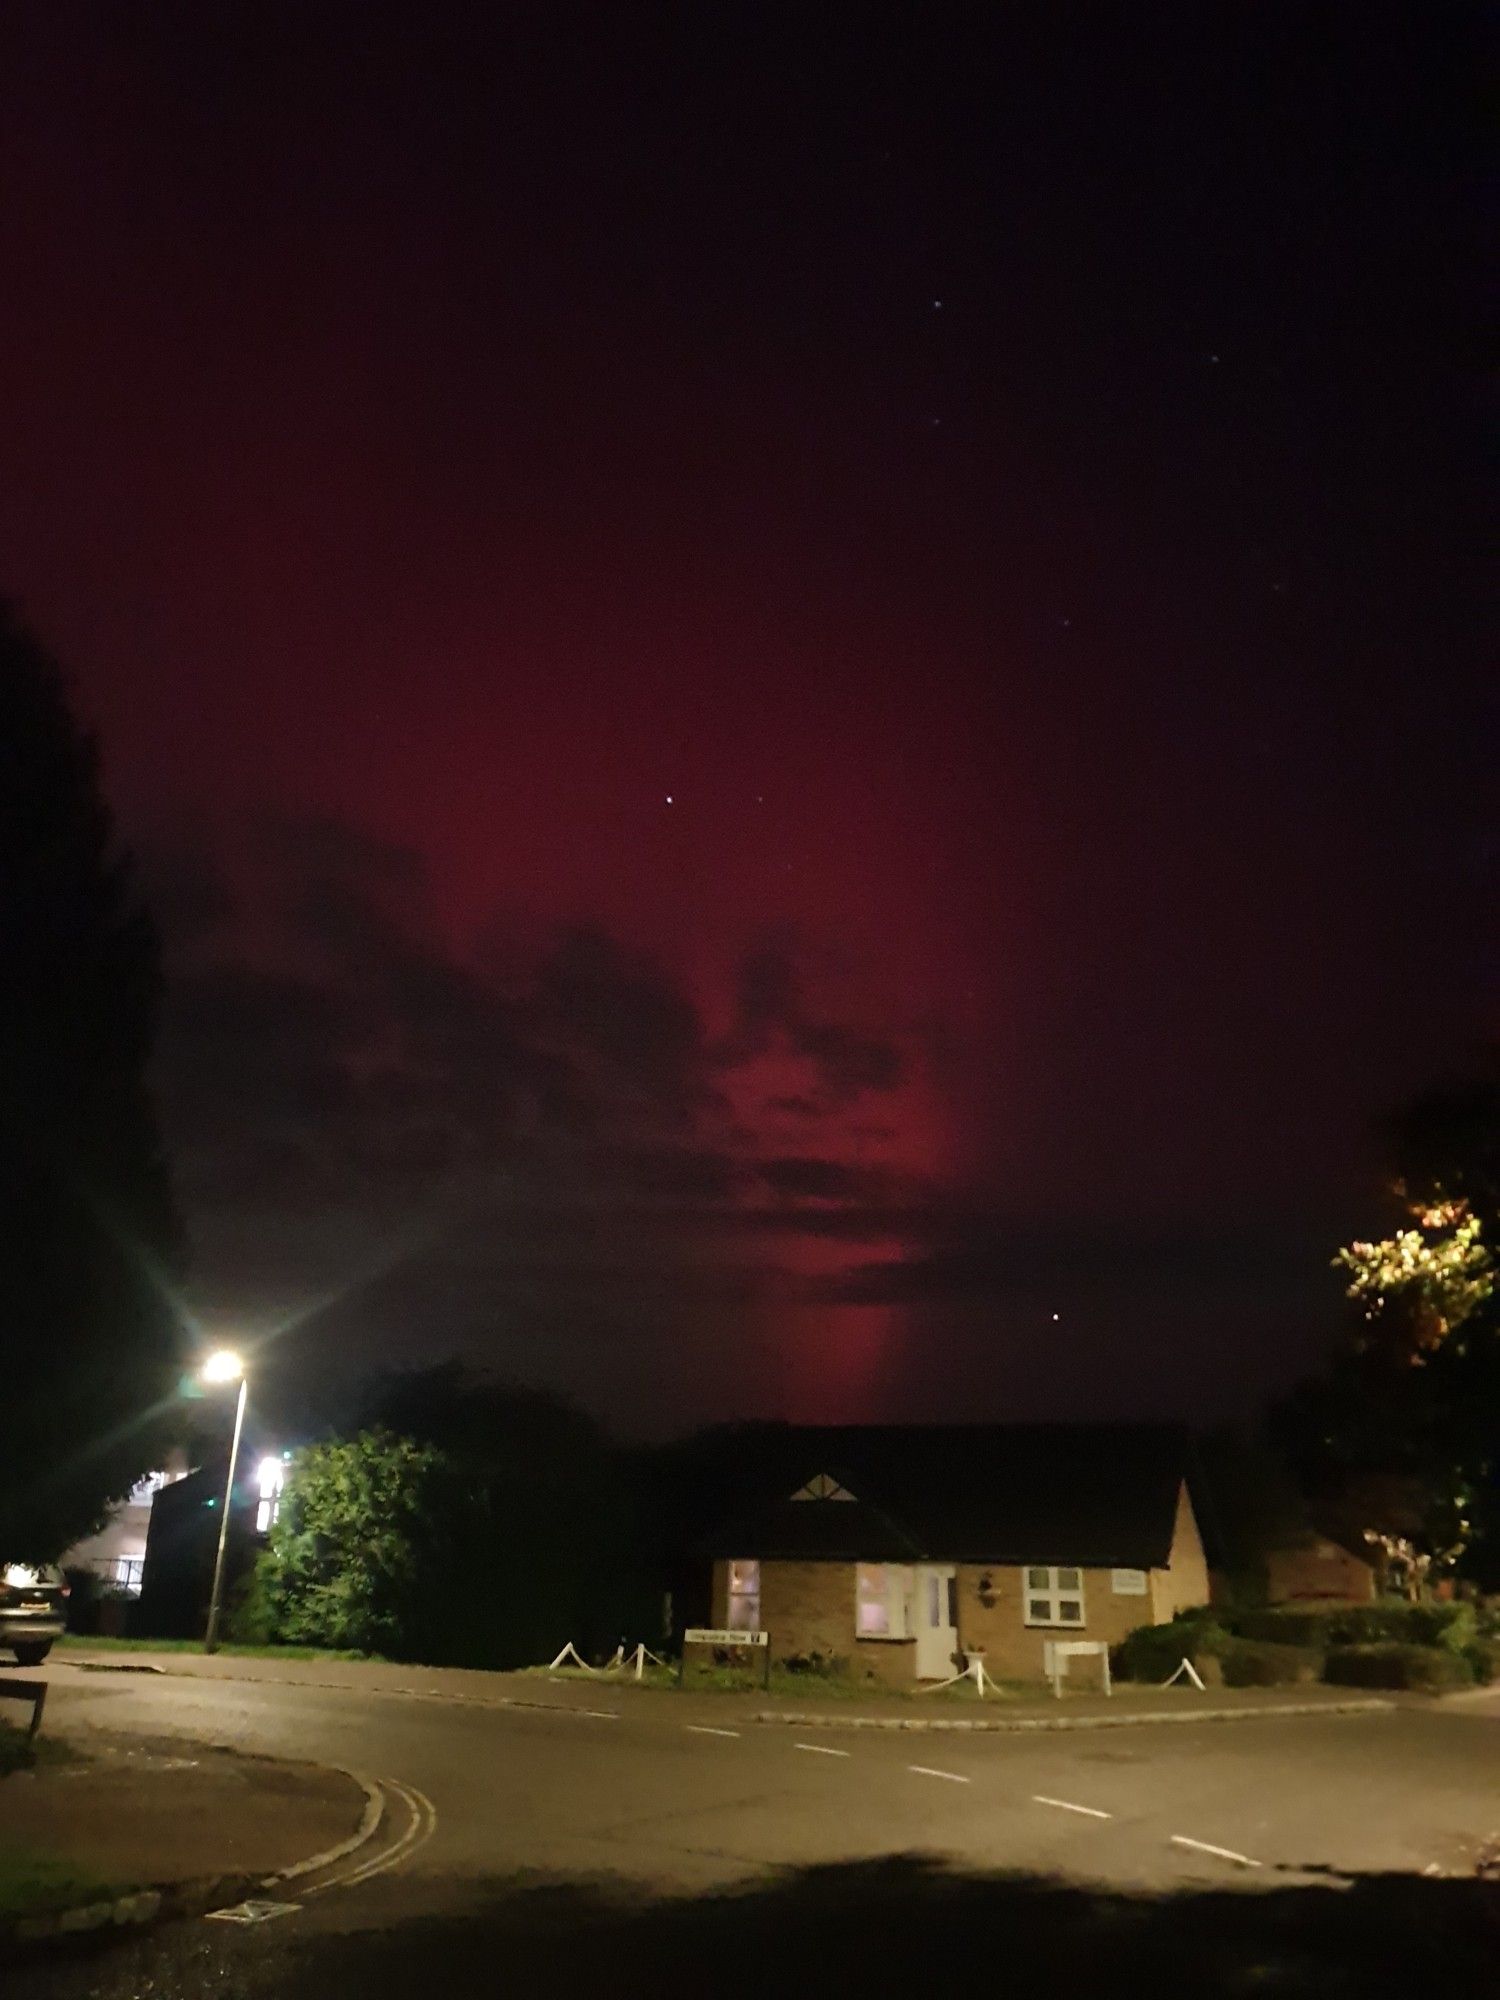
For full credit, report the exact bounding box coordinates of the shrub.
[783,1650,849,1679]
[1460,1640,1498,1686]
[1323,1643,1476,1693]
[1217,1639,1321,1687]
[1230,1602,1479,1650]
[1230,1608,1331,1647]
[1113,1611,1226,1683]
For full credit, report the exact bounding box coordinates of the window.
[856,1563,910,1638]
[1110,1568,1148,1596]
[1023,1566,1085,1627]
[111,1557,144,1596]
[726,1560,761,1630]
[254,1456,286,1535]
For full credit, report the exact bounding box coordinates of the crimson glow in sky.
[0,12,1488,1432]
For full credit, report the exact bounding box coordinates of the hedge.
[1112,1611,1227,1684]
[1229,1603,1478,1652]
[1322,1643,1476,1693]
[1217,1639,1321,1687]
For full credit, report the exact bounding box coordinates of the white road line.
[1032,1794,1112,1819]
[308,1779,436,1895]
[684,1725,741,1738]
[334,1781,438,1891]
[908,1765,970,1783]
[577,1709,619,1719]
[1170,1834,1263,1869]
[795,1742,851,1757]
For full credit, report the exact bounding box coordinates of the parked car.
[1,1563,68,1665]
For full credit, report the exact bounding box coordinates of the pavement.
[6,1651,1496,1996]
[3,1734,368,1898]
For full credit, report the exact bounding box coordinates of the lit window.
[255,1456,286,1535]
[112,1557,144,1596]
[1023,1566,1086,1627]
[726,1560,761,1630]
[856,1563,910,1638]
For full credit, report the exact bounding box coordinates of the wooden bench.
[0,1678,47,1737]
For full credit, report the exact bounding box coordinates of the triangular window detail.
[789,1472,857,1502]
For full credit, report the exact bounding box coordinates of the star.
[665,795,674,805]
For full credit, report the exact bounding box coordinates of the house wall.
[711,1558,920,1684]
[1150,1481,1210,1622]
[954,1565,1149,1681]
[1265,1540,1376,1605]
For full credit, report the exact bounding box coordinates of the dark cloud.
[757,1156,900,1205]
[150,822,921,1421]
[724,939,906,1107]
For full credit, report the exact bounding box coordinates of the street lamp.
[199,1350,247,1653]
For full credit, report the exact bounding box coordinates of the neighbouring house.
[701,1424,1209,1685]
[60,1455,190,1607]
[136,1443,289,1639]
[1262,1536,1377,1606]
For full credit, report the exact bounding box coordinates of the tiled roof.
[701,1423,1189,1569]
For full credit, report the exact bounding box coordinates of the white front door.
[914,1564,958,1679]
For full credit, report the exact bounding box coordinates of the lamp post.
[200,1350,247,1654]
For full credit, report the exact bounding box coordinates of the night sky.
[1,9,1490,1435]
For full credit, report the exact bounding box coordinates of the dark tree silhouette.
[0,605,184,1558]
[1274,1062,1500,1586]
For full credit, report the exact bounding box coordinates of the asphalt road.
[12,1664,1499,1996]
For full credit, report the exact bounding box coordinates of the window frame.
[855,1562,911,1640]
[725,1559,762,1631]
[1022,1564,1087,1628]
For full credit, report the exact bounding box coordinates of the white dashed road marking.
[684,1725,741,1738]
[1170,1835,1263,1869]
[577,1709,619,1720]
[1032,1795,1112,1819]
[795,1742,851,1757]
[907,1765,970,1783]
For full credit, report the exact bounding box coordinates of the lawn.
[56,1634,379,1662]
[0,1845,119,1921]
[528,1662,1033,1701]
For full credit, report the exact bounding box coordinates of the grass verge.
[525,1663,1033,1701]
[56,1635,379,1662]
[0,1846,119,1921]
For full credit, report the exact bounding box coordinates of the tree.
[1275,1069,1500,1587]
[0,606,184,1558]
[358,1364,658,1666]
[248,1430,448,1654]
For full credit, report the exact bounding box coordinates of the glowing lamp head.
[200,1349,244,1385]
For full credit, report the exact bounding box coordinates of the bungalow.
[702,1423,1209,1685]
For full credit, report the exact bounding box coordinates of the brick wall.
[955,1564,1152,1681]
[1266,1540,1376,1604]
[711,1558,918,1683]
[1153,1481,1210,1620]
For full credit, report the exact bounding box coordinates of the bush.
[782,1650,849,1678]
[1218,1639,1321,1687]
[1229,1601,1478,1651]
[1113,1611,1227,1683]
[1460,1640,1498,1686]
[1230,1608,1332,1647]
[1323,1643,1476,1693]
